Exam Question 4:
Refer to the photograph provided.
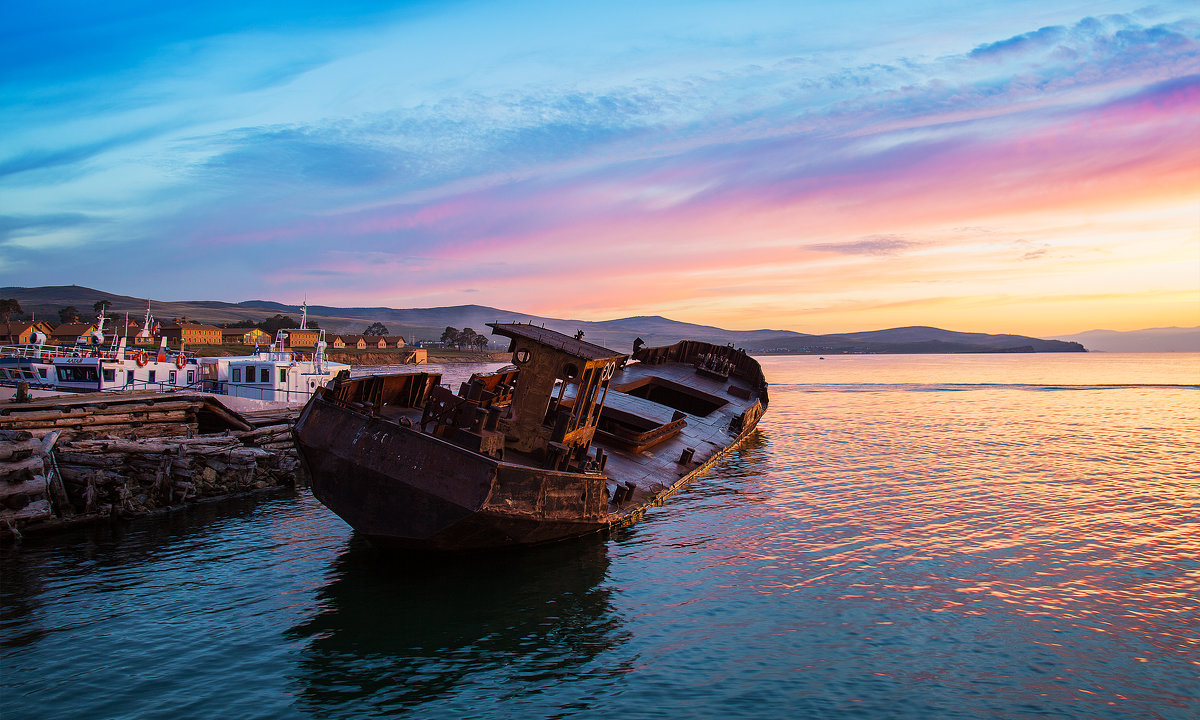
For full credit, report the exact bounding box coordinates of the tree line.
[0,299,112,324]
[225,314,320,334]
[1,299,487,350]
[2,299,324,335]
[440,326,489,349]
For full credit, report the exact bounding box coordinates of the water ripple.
[2,356,1198,719]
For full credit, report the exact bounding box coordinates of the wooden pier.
[0,391,304,540]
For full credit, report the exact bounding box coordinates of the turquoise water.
[2,354,1198,719]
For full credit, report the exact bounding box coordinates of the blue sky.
[2,1,1197,334]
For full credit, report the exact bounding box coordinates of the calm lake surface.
[2,353,1197,719]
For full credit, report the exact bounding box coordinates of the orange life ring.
[136,351,149,367]
[175,354,187,369]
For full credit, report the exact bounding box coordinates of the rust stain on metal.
[294,323,768,550]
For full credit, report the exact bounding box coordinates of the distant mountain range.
[1048,326,1200,352]
[0,284,1103,353]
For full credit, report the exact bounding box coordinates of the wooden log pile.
[0,391,252,441]
[53,427,299,518]
[0,393,305,540]
[1,430,62,529]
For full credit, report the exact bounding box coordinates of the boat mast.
[92,305,109,348]
[137,300,154,341]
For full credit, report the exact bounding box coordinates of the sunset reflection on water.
[3,354,1197,719]
[600,356,1199,717]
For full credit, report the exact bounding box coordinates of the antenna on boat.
[137,300,154,340]
[90,305,108,346]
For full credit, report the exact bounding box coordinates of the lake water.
[2,354,1197,719]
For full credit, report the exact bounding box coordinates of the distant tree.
[0,298,22,322]
[227,319,258,328]
[363,322,389,336]
[457,327,480,349]
[58,306,80,324]
[93,299,112,315]
[440,326,459,346]
[258,314,300,334]
[473,334,489,350]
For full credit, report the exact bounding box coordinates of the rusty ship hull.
[294,325,768,551]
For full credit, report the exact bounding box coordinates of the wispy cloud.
[810,236,921,256]
[0,213,106,242]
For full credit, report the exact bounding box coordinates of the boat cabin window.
[39,368,48,379]
[260,367,270,383]
[126,370,134,384]
[169,370,177,385]
[57,366,98,382]
[187,370,195,384]
[616,376,728,417]
[233,368,242,383]
[148,370,156,383]
[103,368,115,382]
[279,368,287,383]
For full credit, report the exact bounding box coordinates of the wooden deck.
[581,359,762,517]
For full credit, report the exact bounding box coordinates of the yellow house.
[287,328,322,347]
[160,322,223,345]
[1,321,54,345]
[221,328,271,345]
[50,323,98,345]
[101,320,142,345]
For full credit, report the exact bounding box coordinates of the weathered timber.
[1,476,49,501]
[0,391,309,540]
[0,430,53,526]
[1,455,44,483]
[0,437,43,461]
[234,423,293,441]
[0,392,254,439]
[2,410,193,429]
[0,401,200,423]
[7,499,51,520]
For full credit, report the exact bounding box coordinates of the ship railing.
[201,380,319,403]
[1,343,94,359]
[0,377,57,390]
[110,379,196,393]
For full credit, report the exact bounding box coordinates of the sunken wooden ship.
[293,323,768,550]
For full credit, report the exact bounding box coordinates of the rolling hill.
[2,285,1086,353]
[1048,326,1200,352]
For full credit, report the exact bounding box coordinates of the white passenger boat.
[197,329,349,403]
[2,304,348,403]
[0,308,200,393]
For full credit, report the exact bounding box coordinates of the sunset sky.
[2,1,1197,336]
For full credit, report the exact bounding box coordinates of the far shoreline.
[190,345,512,366]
